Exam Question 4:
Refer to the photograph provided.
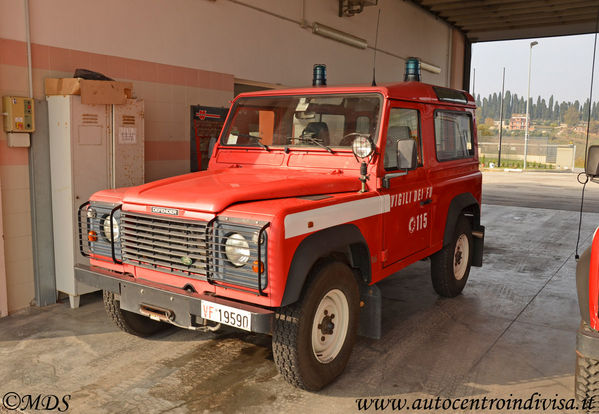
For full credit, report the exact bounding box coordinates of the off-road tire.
[272,260,359,391]
[576,352,599,412]
[103,290,167,337]
[431,215,473,297]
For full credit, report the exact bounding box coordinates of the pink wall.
[0,36,234,312]
[0,36,234,175]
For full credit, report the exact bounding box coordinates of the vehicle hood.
[122,168,360,213]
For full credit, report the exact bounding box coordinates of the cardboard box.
[44,78,82,96]
[45,78,133,105]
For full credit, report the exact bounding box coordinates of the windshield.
[220,94,382,150]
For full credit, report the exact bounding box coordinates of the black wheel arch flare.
[443,192,483,267]
[281,224,371,307]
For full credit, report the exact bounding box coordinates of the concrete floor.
[1,173,597,413]
[483,170,599,212]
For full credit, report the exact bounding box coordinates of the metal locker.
[113,99,144,188]
[48,95,110,308]
[48,95,144,308]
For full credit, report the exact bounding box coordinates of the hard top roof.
[234,81,476,108]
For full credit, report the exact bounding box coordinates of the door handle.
[420,198,432,206]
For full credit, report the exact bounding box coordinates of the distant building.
[509,113,533,131]
[574,123,587,134]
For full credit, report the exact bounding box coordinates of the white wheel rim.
[454,234,469,281]
[312,289,349,364]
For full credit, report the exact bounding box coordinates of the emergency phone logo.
[409,213,428,233]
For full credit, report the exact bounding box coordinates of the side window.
[384,108,421,171]
[434,111,473,161]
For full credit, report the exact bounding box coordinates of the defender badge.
[151,206,179,215]
[181,256,193,266]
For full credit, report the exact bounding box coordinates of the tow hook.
[140,304,174,322]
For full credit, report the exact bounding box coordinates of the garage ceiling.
[408,0,599,42]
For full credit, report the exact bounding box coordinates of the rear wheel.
[272,261,359,390]
[431,215,473,297]
[103,290,167,337]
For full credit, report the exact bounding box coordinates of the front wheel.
[576,352,599,412]
[430,215,473,297]
[272,261,359,391]
[576,322,599,412]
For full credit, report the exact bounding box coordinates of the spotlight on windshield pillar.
[313,64,327,87]
[404,57,421,82]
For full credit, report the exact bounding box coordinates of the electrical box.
[7,132,31,148]
[2,96,35,132]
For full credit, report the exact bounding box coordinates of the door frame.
[0,179,8,317]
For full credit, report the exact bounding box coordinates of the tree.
[504,90,512,119]
[564,106,580,127]
[582,99,590,122]
[477,124,494,136]
[485,117,495,127]
[475,107,482,122]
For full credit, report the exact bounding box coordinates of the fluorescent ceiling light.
[312,23,368,49]
[420,61,441,74]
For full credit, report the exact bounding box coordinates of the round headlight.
[102,216,120,242]
[225,233,250,267]
[352,136,374,159]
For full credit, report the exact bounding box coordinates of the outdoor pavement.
[0,171,596,413]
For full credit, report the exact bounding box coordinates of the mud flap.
[472,225,485,267]
[358,284,381,339]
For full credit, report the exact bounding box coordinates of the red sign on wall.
[190,105,228,171]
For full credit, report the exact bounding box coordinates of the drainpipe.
[24,0,33,98]
[446,27,452,87]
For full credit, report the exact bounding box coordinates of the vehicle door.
[381,102,432,266]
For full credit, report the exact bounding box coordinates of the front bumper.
[75,264,273,334]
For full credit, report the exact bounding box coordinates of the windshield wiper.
[288,135,334,154]
[230,132,269,151]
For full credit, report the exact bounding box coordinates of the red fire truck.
[76,61,485,390]
[576,146,599,406]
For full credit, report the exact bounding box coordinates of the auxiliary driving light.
[352,136,374,159]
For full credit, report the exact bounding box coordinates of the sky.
[471,34,599,104]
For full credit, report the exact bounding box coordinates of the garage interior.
[1,0,599,411]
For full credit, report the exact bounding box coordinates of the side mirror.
[397,139,417,170]
[587,145,599,177]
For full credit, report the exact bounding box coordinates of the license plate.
[200,301,252,331]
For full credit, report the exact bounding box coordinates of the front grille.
[121,212,268,294]
[121,212,208,279]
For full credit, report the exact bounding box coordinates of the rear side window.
[434,111,473,161]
